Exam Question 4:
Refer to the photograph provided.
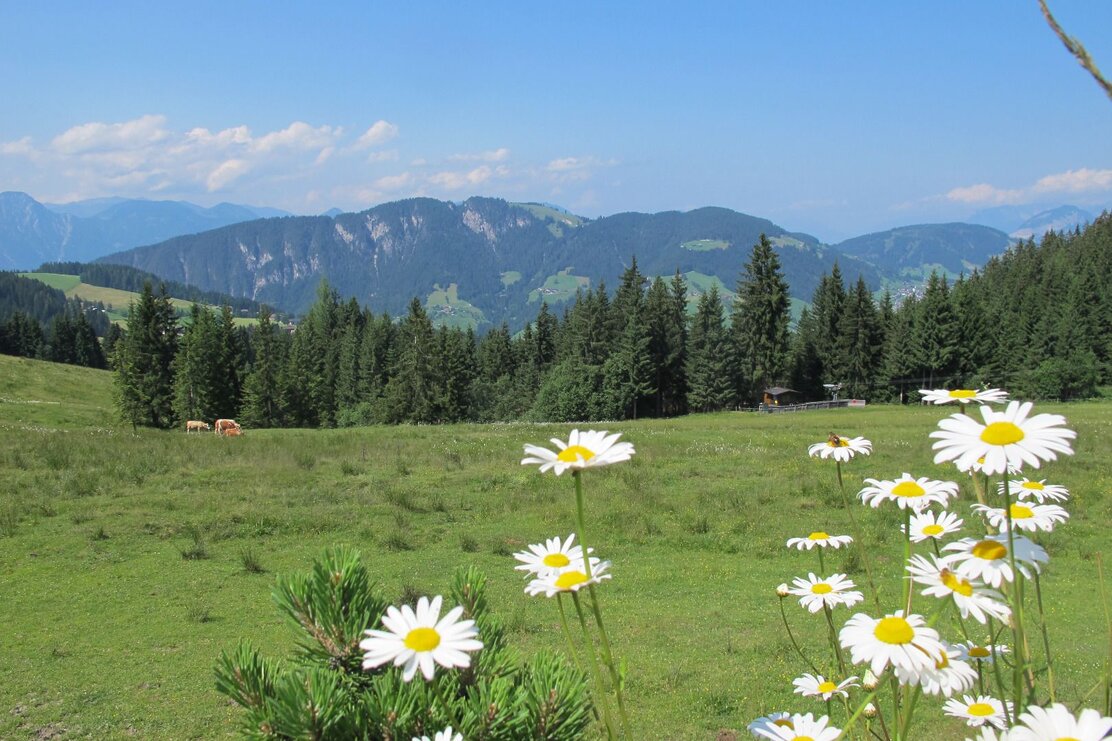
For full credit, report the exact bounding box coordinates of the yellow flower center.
[874,616,914,644]
[948,389,978,399]
[891,480,925,498]
[969,646,991,658]
[940,569,975,597]
[557,444,596,463]
[795,737,814,741]
[1022,481,1045,491]
[922,524,945,536]
[817,681,837,693]
[554,570,590,589]
[1055,737,1081,741]
[404,627,441,652]
[935,652,951,670]
[972,539,1007,561]
[811,583,833,594]
[773,719,794,728]
[543,553,571,568]
[808,531,829,540]
[967,703,996,717]
[980,421,1025,446]
[1009,503,1034,519]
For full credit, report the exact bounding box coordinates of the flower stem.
[823,604,847,677]
[779,596,821,674]
[587,583,632,740]
[1032,570,1057,702]
[835,460,882,612]
[902,507,913,613]
[1002,477,1032,712]
[557,593,586,675]
[818,545,826,575]
[573,472,593,579]
[571,592,617,740]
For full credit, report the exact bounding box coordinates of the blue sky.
[1,1,1110,240]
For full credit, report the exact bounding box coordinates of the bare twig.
[1037,0,1112,102]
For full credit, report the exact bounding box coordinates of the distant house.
[762,386,798,407]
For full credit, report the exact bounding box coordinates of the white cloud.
[366,149,399,163]
[427,164,509,190]
[374,172,415,190]
[253,121,339,153]
[449,147,510,162]
[0,136,35,156]
[51,114,169,155]
[355,120,399,149]
[945,168,1112,204]
[207,159,250,191]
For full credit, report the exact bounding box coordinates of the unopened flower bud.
[863,703,877,719]
[776,583,790,598]
[863,670,879,690]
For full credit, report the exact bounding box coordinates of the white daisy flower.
[413,728,463,741]
[954,642,1009,665]
[859,473,959,510]
[930,400,1077,475]
[839,610,946,677]
[786,531,853,550]
[906,510,964,542]
[964,727,1005,741]
[807,434,872,462]
[894,641,977,697]
[973,501,1069,533]
[747,713,793,737]
[513,533,590,576]
[751,713,841,741]
[906,554,1011,624]
[525,560,612,597]
[521,429,635,475]
[360,596,483,682]
[919,388,1009,405]
[792,673,859,700]
[787,573,864,613]
[1002,478,1070,503]
[943,695,1012,729]
[1006,702,1112,741]
[943,534,1049,588]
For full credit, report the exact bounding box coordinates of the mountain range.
[95,197,1012,330]
[0,191,289,269]
[3,190,1070,331]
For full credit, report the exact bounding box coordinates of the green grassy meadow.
[18,273,257,328]
[1,354,1109,739]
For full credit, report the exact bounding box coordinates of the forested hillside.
[0,272,109,368]
[99,197,878,327]
[109,215,1110,430]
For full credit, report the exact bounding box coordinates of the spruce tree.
[730,234,792,403]
[114,282,178,428]
[241,306,286,428]
[686,285,734,412]
[839,277,880,399]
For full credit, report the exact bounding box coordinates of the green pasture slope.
[19,272,257,327]
[1,354,1110,738]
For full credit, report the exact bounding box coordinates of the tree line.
[0,272,110,368]
[109,215,1110,429]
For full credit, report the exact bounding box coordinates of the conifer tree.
[839,277,880,398]
[114,282,178,428]
[912,272,958,388]
[383,298,437,423]
[730,234,792,403]
[241,306,286,428]
[686,285,734,412]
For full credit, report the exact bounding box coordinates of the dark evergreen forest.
[108,215,1111,429]
[0,272,110,368]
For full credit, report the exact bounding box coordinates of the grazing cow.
[186,420,211,433]
[214,418,241,436]
[222,426,242,437]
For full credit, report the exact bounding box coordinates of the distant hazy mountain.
[99,197,879,328]
[0,191,292,269]
[322,207,345,217]
[833,223,1012,279]
[1009,205,1093,240]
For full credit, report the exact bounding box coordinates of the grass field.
[19,273,257,328]
[681,239,730,252]
[0,354,1109,739]
[425,283,489,330]
[528,269,591,304]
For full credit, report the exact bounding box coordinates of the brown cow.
[186,420,211,433]
[222,426,242,437]
[214,419,241,436]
